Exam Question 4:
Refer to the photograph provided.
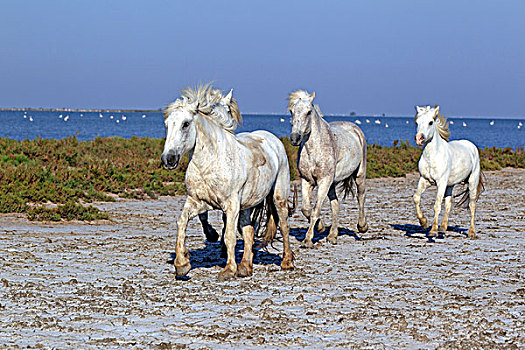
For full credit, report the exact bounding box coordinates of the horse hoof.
[236,263,253,278]
[419,218,429,229]
[281,257,295,270]
[316,220,325,233]
[218,267,236,282]
[300,239,314,249]
[327,234,337,245]
[175,262,191,277]
[357,223,368,233]
[468,229,477,239]
[438,227,447,235]
[427,230,438,238]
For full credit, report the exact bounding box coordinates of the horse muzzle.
[415,134,425,146]
[290,132,302,146]
[161,152,180,170]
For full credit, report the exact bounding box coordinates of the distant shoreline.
[0,107,522,120]
[0,107,161,113]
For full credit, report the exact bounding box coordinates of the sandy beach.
[1,168,523,349]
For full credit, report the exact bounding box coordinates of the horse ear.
[415,106,424,114]
[224,89,233,104]
[433,105,440,119]
[310,91,316,101]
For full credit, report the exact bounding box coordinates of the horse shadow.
[289,226,361,244]
[167,239,283,278]
[390,223,468,242]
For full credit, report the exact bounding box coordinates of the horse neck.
[422,126,447,158]
[307,108,330,144]
[191,114,231,165]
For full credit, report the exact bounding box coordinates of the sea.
[0,110,523,149]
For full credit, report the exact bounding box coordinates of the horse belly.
[448,141,477,185]
[333,129,362,182]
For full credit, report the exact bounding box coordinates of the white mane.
[181,84,242,133]
[287,90,312,111]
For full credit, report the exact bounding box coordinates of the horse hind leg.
[218,203,240,282]
[273,173,294,270]
[467,175,481,239]
[198,212,219,242]
[237,209,254,278]
[326,184,339,244]
[354,170,368,233]
[439,186,454,235]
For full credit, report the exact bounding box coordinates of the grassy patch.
[0,136,523,220]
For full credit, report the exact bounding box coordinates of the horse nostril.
[167,154,176,166]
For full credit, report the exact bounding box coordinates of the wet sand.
[1,168,523,349]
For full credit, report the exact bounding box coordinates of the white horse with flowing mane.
[161,85,294,281]
[413,105,484,238]
[288,90,368,248]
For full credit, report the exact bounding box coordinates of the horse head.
[288,90,316,146]
[161,97,199,170]
[414,105,440,146]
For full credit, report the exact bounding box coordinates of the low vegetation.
[0,136,523,221]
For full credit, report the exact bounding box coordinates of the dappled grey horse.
[162,85,294,281]
[288,90,368,247]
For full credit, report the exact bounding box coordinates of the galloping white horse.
[413,105,483,238]
[161,85,294,281]
[288,90,368,248]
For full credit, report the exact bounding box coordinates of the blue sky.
[1,1,524,116]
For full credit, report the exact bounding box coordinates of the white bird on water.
[462,121,467,127]
[280,118,285,122]
[385,123,389,128]
[142,114,146,118]
[490,120,494,126]
[110,115,114,120]
[59,114,63,119]
[450,121,454,125]
[518,122,523,127]
[116,119,120,124]
[80,113,83,117]
[122,115,127,121]
[405,120,409,124]
[64,115,69,121]
[29,116,33,122]
[366,119,370,123]
[99,113,103,118]
[355,119,361,125]
[23,115,27,119]
[374,119,381,124]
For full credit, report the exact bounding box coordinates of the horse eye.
[429,121,434,126]
[307,110,312,116]
[182,121,190,129]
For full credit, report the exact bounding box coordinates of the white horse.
[288,90,368,248]
[413,105,484,238]
[161,85,294,281]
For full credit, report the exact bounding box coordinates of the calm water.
[0,110,523,149]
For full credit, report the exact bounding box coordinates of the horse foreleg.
[175,197,208,277]
[301,178,314,222]
[413,177,430,229]
[218,202,240,281]
[439,186,454,234]
[429,181,447,237]
[302,177,331,248]
[237,210,254,278]
[326,184,339,245]
[198,212,219,242]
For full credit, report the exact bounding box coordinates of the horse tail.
[455,170,485,208]
[338,175,356,199]
[258,194,278,246]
